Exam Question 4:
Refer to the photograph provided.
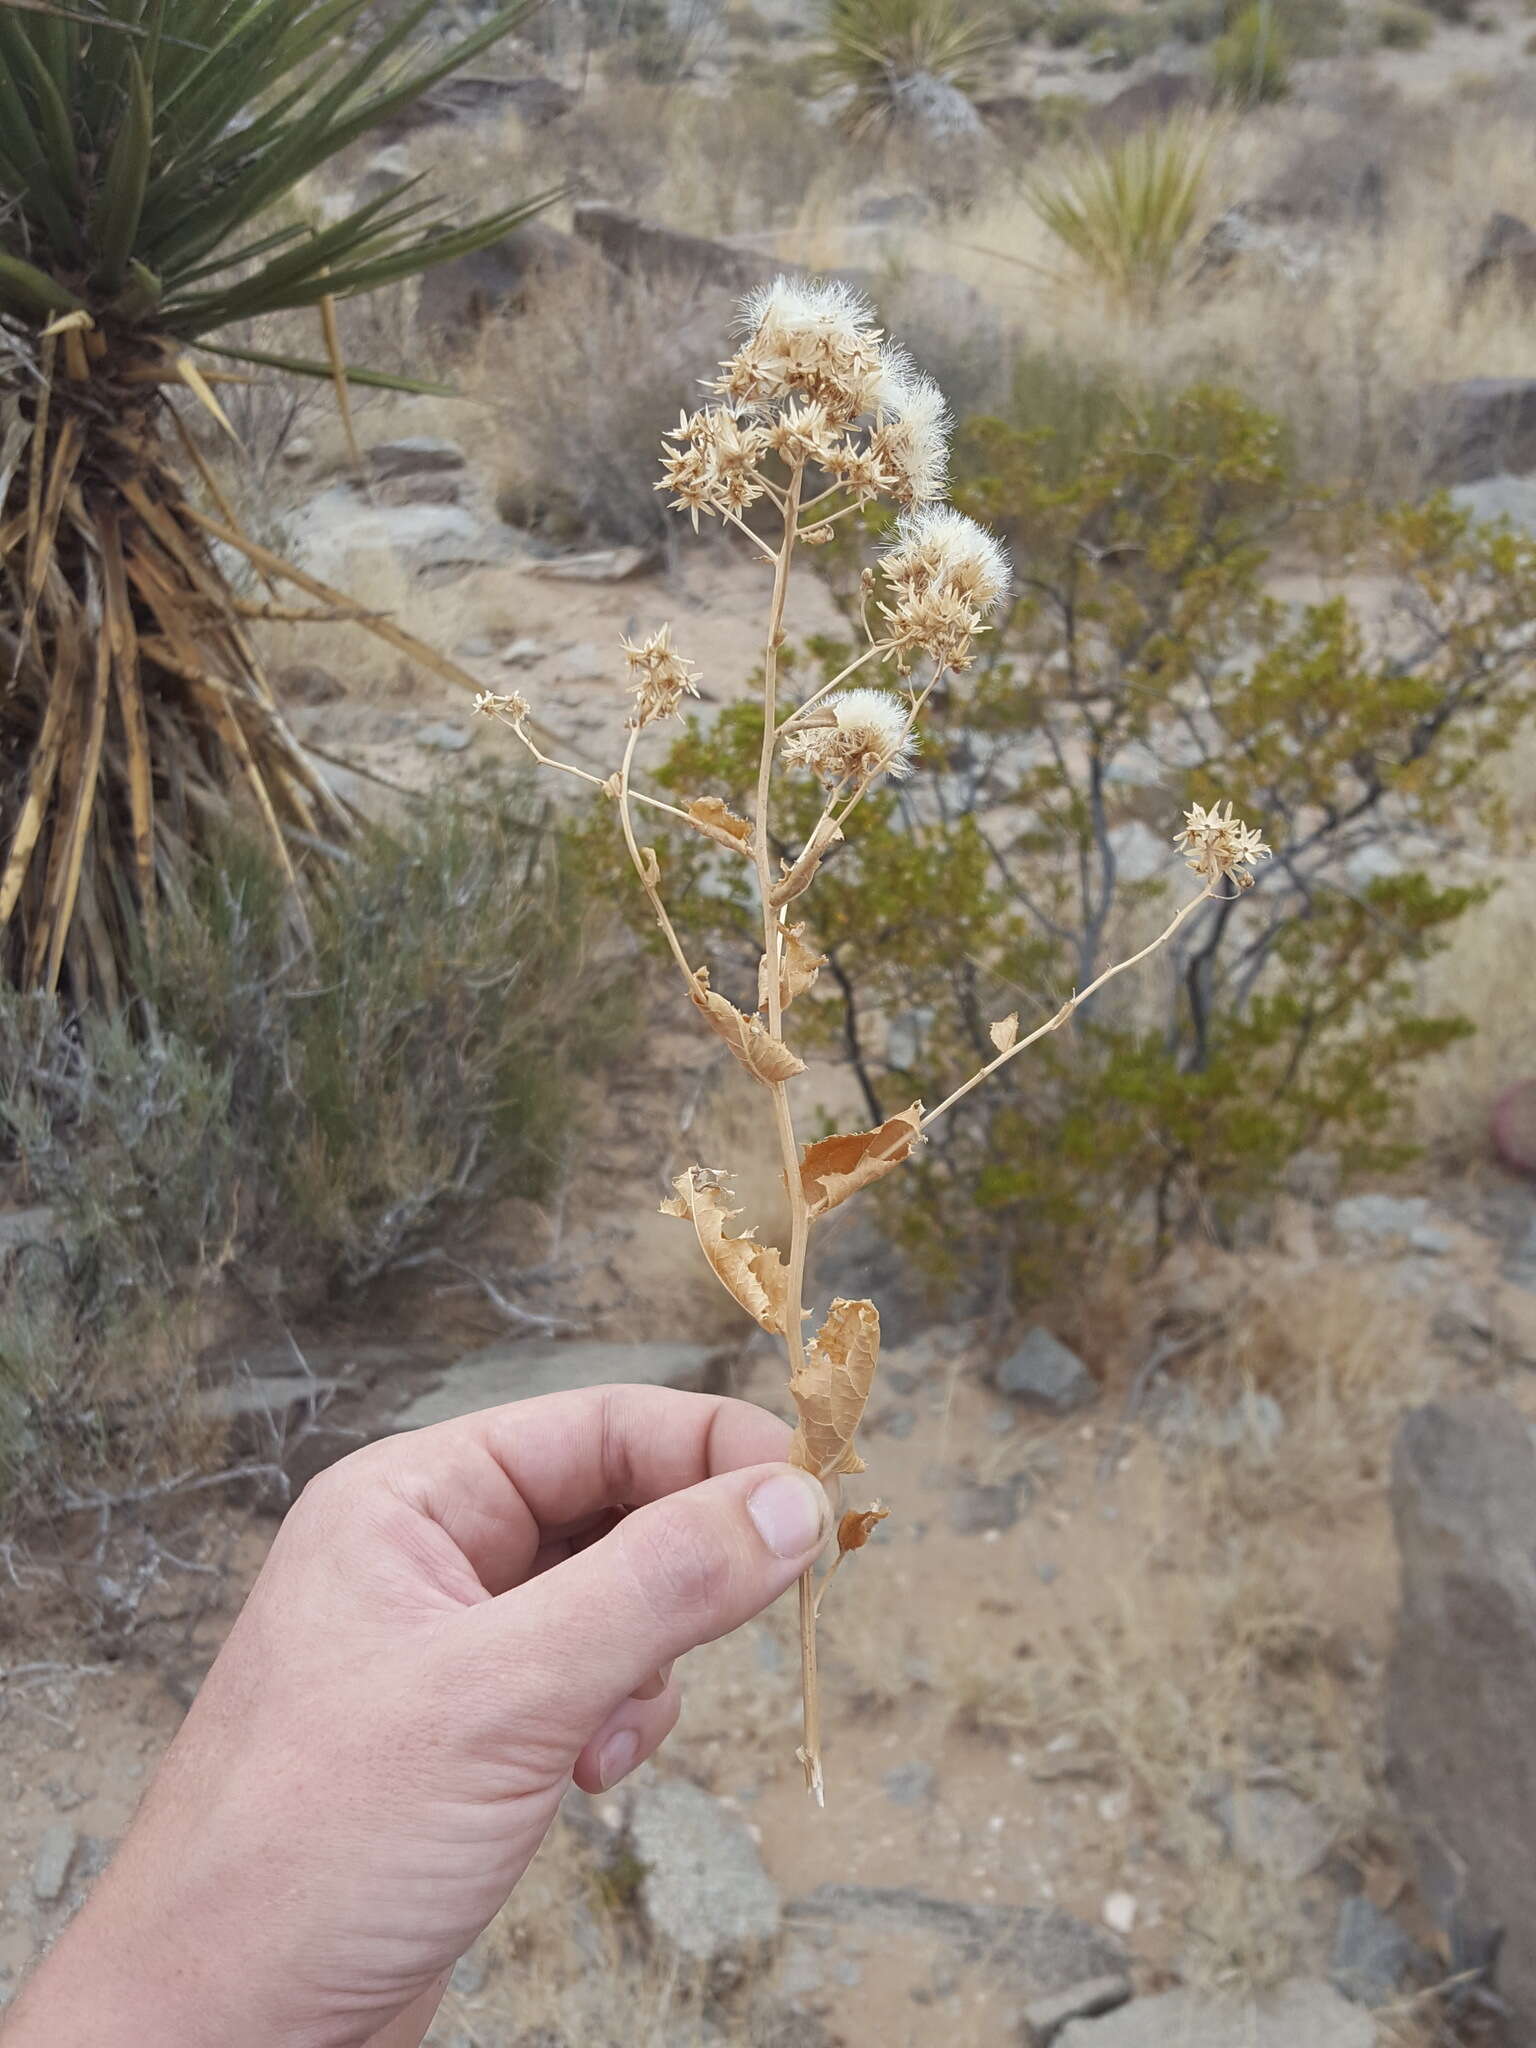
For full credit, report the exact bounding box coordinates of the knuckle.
[627,1501,733,1625]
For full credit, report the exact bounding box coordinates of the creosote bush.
[596,380,1532,1311]
[0,786,613,1531]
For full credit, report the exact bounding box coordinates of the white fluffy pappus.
[827,686,919,777]
[871,347,951,505]
[737,275,880,347]
[883,505,1011,613]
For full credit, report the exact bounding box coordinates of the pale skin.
[0,1385,832,2048]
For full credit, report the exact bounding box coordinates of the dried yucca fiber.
[480,278,1268,1801]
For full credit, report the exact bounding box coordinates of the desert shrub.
[0,786,613,1527]
[475,263,738,547]
[819,0,1008,133]
[1026,115,1218,311]
[1209,3,1291,101]
[1375,0,1434,41]
[1045,0,1117,40]
[591,386,1532,1310]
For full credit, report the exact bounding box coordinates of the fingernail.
[747,1471,827,1559]
[598,1727,640,1790]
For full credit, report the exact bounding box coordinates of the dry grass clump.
[479,272,1268,1801]
[469,263,742,545]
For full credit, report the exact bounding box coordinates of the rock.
[1330,1895,1417,2007]
[949,1482,1019,1535]
[628,1779,781,1965]
[1211,1777,1333,1881]
[414,720,473,753]
[856,190,931,227]
[1192,203,1319,287]
[31,1823,77,1905]
[1462,210,1536,307]
[288,491,516,584]
[878,1405,917,1439]
[887,71,984,143]
[417,75,575,128]
[787,1885,1127,2002]
[1058,1980,1374,2046]
[1107,819,1174,883]
[417,222,588,334]
[1091,71,1204,138]
[1450,474,1536,540]
[572,204,785,294]
[996,1328,1097,1414]
[1387,1395,1536,2030]
[1408,1221,1453,1256]
[367,437,467,480]
[1492,1078,1536,1173]
[391,1340,722,1431]
[527,545,657,583]
[499,637,545,666]
[1024,1975,1133,2044]
[1331,1192,1428,1243]
[883,1761,937,1806]
[1411,378,1536,486]
[1100,1892,1137,1936]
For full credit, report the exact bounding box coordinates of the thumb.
[458,1462,831,1738]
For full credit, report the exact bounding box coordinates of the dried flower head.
[1174,800,1271,889]
[658,406,771,528]
[879,507,1010,670]
[718,276,886,422]
[473,688,531,727]
[782,688,917,787]
[868,351,951,507]
[623,623,701,727]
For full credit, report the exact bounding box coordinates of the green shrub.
[1045,0,1117,42]
[1210,2,1291,101]
[590,386,1533,1311]
[0,784,616,1528]
[1375,0,1433,40]
[818,0,1008,133]
[1026,115,1218,311]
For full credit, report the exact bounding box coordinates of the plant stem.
[749,461,826,1805]
[919,884,1220,1132]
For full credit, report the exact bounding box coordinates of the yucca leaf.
[0,248,87,317]
[0,40,82,253]
[0,13,80,199]
[90,49,154,291]
[199,340,457,397]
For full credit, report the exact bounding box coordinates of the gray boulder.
[392,1340,722,1431]
[1330,1895,1419,2008]
[367,437,467,480]
[1331,1192,1428,1243]
[31,1824,77,1905]
[1058,1980,1373,2046]
[1410,377,1536,486]
[629,1779,780,1966]
[996,1327,1097,1413]
[1451,474,1536,539]
[1387,1394,1536,2028]
[417,222,589,335]
[1462,210,1536,307]
[572,205,787,294]
[888,71,984,143]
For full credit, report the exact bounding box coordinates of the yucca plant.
[819,0,1007,138]
[0,0,554,1002]
[1209,1,1290,104]
[1025,113,1220,313]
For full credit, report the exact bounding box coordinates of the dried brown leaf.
[798,1104,923,1219]
[770,815,843,907]
[600,772,622,801]
[989,1012,1019,1053]
[691,968,806,1084]
[758,924,827,1014]
[661,1168,789,1334]
[789,1297,880,1479]
[638,845,661,891]
[836,1502,889,1554]
[686,795,754,855]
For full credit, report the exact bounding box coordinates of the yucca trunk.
[0,0,553,1001]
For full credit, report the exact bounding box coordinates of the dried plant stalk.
[478,279,1269,1805]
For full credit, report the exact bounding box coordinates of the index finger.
[362,1383,793,1596]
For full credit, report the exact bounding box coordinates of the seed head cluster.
[879,506,1011,672]
[658,277,953,530]
[782,688,918,787]
[1174,800,1271,888]
[623,623,701,727]
[473,688,532,728]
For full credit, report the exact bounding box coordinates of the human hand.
[1,1385,831,2048]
